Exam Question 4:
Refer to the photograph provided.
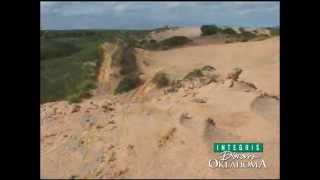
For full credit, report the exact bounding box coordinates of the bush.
[150,39,157,43]
[118,48,139,76]
[201,25,221,36]
[243,33,256,41]
[109,43,139,75]
[201,65,216,71]
[159,36,191,48]
[266,27,280,36]
[115,75,141,94]
[240,38,249,42]
[242,31,255,37]
[239,30,256,42]
[152,72,170,88]
[239,27,246,33]
[183,69,204,80]
[140,36,191,50]
[221,28,237,35]
[225,39,234,43]
[140,39,160,50]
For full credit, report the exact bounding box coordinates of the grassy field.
[40,30,149,103]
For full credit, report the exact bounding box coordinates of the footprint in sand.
[251,94,279,122]
[202,117,240,143]
[229,80,257,92]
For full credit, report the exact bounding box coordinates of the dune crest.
[41,36,279,179]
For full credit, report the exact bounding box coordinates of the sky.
[41,1,280,30]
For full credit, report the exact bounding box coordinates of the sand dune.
[41,37,279,179]
[148,27,201,41]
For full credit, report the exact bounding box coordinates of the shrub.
[140,36,191,50]
[254,34,270,41]
[242,31,255,37]
[240,38,249,42]
[152,72,170,88]
[201,25,221,36]
[159,36,191,48]
[115,75,141,94]
[266,27,280,36]
[150,39,157,43]
[110,44,138,75]
[225,39,234,43]
[221,28,237,35]
[140,39,159,50]
[119,48,138,75]
[183,69,204,80]
[240,31,256,42]
[201,65,216,71]
[239,27,246,33]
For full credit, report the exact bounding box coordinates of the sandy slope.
[139,37,279,95]
[41,37,279,179]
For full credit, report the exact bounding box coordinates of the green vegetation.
[139,39,160,50]
[239,30,256,42]
[66,80,96,103]
[111,46,138,75]
[41,29,149,103]
[41,39,81,60]
[139,36,192,50]
[201,65,216,71]
[183,65,216,80]
[201,25,220,36]
[201,25,279,43]
[183,68,204,80]
[41,26,278,103]
[114,75,142,94]
[152,72,170,88]
[225,39,234,43]
[159,36,192,49]
[201,25,239,37]
[266,27,280,36]
[221,27,237,35]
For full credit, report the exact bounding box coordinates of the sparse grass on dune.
[200,24,279,43]
[138,36,192,50]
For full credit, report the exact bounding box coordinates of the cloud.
[41,2,279,29]
[113,4,129,11]
[166,2,182,8]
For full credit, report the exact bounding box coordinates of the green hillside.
[40,30,149,103]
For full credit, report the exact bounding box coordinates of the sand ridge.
[41,36,279,179]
